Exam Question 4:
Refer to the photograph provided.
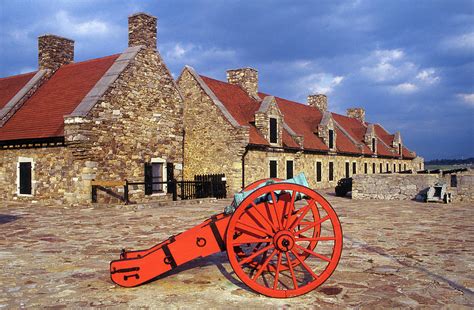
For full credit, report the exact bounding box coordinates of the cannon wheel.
[239,178,321,272]
[226,183,342,298]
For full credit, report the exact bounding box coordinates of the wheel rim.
[226,183,343,298]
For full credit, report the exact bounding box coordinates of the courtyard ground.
[0,192,473,309]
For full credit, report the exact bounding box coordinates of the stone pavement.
[0,193,473,309]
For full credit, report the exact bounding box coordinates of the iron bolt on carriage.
[110,173,343,298]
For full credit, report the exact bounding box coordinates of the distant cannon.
[110,173,343,298]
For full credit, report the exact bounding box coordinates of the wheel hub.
[273,230,295,252]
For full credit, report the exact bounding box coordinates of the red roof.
[0,55,118,141]
[0,72,37,109]
[200,74,416,158]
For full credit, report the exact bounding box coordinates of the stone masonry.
[307,94,327,111]
[352,172,474,202]
[178,68,248,194]
[38,34,74,71]
[226,68,259,99]
[0,13,184,204]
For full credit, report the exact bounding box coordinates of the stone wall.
[0,147,74,202]
[63,48,184,203]
[352,174,440,200]
[453,174,474,202]
[352,172,474,202]
[178,68,249,195]
[245,149,419,190]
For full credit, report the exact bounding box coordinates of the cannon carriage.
[110,173,343,298]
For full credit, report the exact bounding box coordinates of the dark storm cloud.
[0,0,472,159]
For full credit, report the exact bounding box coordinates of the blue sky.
[0,0,473,160]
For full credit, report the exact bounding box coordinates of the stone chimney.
[128,12,157,49]
[38,34,74,71]
[308,94,327,111]
[226,68,259,99]
[347,107,365,123]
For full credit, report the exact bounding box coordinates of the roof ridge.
[63,54,121,68]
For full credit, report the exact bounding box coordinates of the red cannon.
[110,175,343,298]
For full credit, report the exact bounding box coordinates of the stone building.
[177,66,424,194]
[0,13,184,203]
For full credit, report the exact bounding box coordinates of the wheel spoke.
[252,249,277,280]
[295,236,335,242]
[290,249,319,280]
[273,252,283,290]
[238,244,274,266]
[294,215,330,237]
[246,205,275,234]
[283,190,297,228]
[236,221,270,238]
[285,252,298,289]
[251,202,277,233]
[232,236,272,245]
[288,201,315,230]
[294,244,332,262]
[269,191,282,230]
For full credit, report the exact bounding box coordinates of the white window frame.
[150,157,167,196]
[17,157,35,197]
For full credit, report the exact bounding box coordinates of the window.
[269,118,278,144]
[386,163,389,172]
[352,162,357,175]
[364,162,368,174]
[372,163,376,174]
[393,163,396,172]
[329,162,334,181]
[316,161,322,182]
[379,163,383,172]
[399,163,402,171]
[404,164,407,171]
[144,159,167,195]
[286,160,294,179]
[18,160,33,195]
[398,143,402,155]
[152,163,164,193]
[372,137,376,152]
[269,160,278,178]
[328,129,334,149]
[345,162,350,178]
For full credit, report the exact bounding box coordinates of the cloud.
[391,83,418,94]
[441,32,474,52]
[296,73,344,95]
[360,49,440,93]
[360,49,417,82]
[162,42,236,65]
[457,93,474,107]
[416,68,440,85]
[54,10,114,37]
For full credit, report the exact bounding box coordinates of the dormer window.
[372,137,376,152]
[398,143,402,155]
[269,118,277,144]
[328,129,334,149]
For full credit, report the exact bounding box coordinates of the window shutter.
[144,163,153,195]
